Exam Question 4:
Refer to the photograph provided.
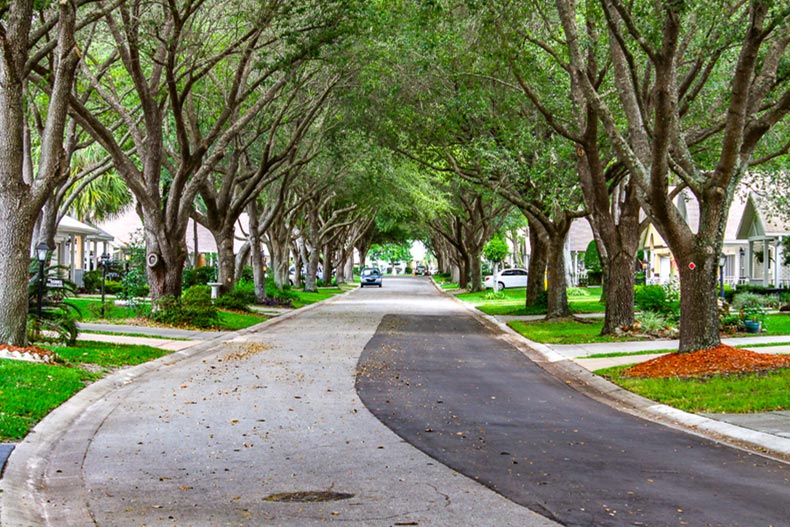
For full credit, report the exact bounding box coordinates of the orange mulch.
[623,344,790,379]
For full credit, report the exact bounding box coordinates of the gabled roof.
[735,193,790,239]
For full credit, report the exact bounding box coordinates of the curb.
[0,287,354,527]
[434,280,790,464]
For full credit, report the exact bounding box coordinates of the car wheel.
[379,284,382,287]
[497,281,505,291]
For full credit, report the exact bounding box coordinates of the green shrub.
[82,270,102,294]
[763,294,783,309]
[182,266,217,288]
[238,265,254,283]
[584,241,601,273]
[119,267,149,299]
[148,286,218,328]
[637,310,670,335]
[405,266,413,274]
[567,287,587,297]
[103,280,123,295]
[634,285,667,312]
[27,262,80,345]
[214,283,254,312]
[484,290,506,300]
[731,292,767,311]
[720,313,743,332]
[182,285,212,305]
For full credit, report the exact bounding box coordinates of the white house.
[49,215,115,287]
[735,194,790,287]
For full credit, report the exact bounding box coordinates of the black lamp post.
[719,253,727,300]
[100,252,110,318]
[35,242,50,317]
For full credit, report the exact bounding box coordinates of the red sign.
[688,262,696,270]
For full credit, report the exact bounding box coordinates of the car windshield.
[361,268,379,276]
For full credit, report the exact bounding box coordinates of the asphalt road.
[356,299,790,526]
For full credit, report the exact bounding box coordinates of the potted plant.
[740,305,766,333]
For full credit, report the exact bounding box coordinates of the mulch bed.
[624,344,790,379]
[0,344,61,363]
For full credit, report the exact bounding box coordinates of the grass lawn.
[508,319,637,344]
[750,312,790,336]
[597,364,790,413]
[216,310,268,330]
[66,296,268,331]
[508,313,790,346]
[291,286,347,308]
[0,340,169,441]
[457,286,605,316]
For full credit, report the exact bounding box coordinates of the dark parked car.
[360,267,382,287]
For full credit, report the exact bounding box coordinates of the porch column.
[776,236,784,287]
[763,238,770,286]
[69,234,77,282]
[747,240,753,280]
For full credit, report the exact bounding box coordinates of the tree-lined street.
[3,278,789,526]
[3,2,790,525]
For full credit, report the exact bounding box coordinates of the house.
[51,215,114,287]
[640,190,750,286]
[97,207,253,270]
[735,194,790,287]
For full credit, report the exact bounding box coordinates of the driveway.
[1,277,557,527]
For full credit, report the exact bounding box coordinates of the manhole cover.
[263,491,355,503]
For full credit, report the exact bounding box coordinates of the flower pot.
[743,320,761,333]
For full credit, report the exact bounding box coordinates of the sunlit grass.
[0,360,98,441]
[457,287,605,316]
[508,319,631,344]
[597,364,790,413]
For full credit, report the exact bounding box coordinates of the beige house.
[638,189,790,288]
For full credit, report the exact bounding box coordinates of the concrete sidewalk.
[77,322,226,340]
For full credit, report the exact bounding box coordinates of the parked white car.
[484,268,529,290]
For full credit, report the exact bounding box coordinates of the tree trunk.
[526,223,548,307]
[457,254,470,289]
[0,200,36,344]
[602,251,635,333]
[545,232,571,319]
[215,224,236,294]
[344,253,355,282]
[268,234,290,289]
[357,246,369,270]
[469,250,484,292]
[676,251,721,353]
[0,0,78,345]
[144,221,188,301]
[305,242,320,292]
[248,202,266,302]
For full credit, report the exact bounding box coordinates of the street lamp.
[100,252,110,318]
[719,253,727,300]
[35,242,50,317]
